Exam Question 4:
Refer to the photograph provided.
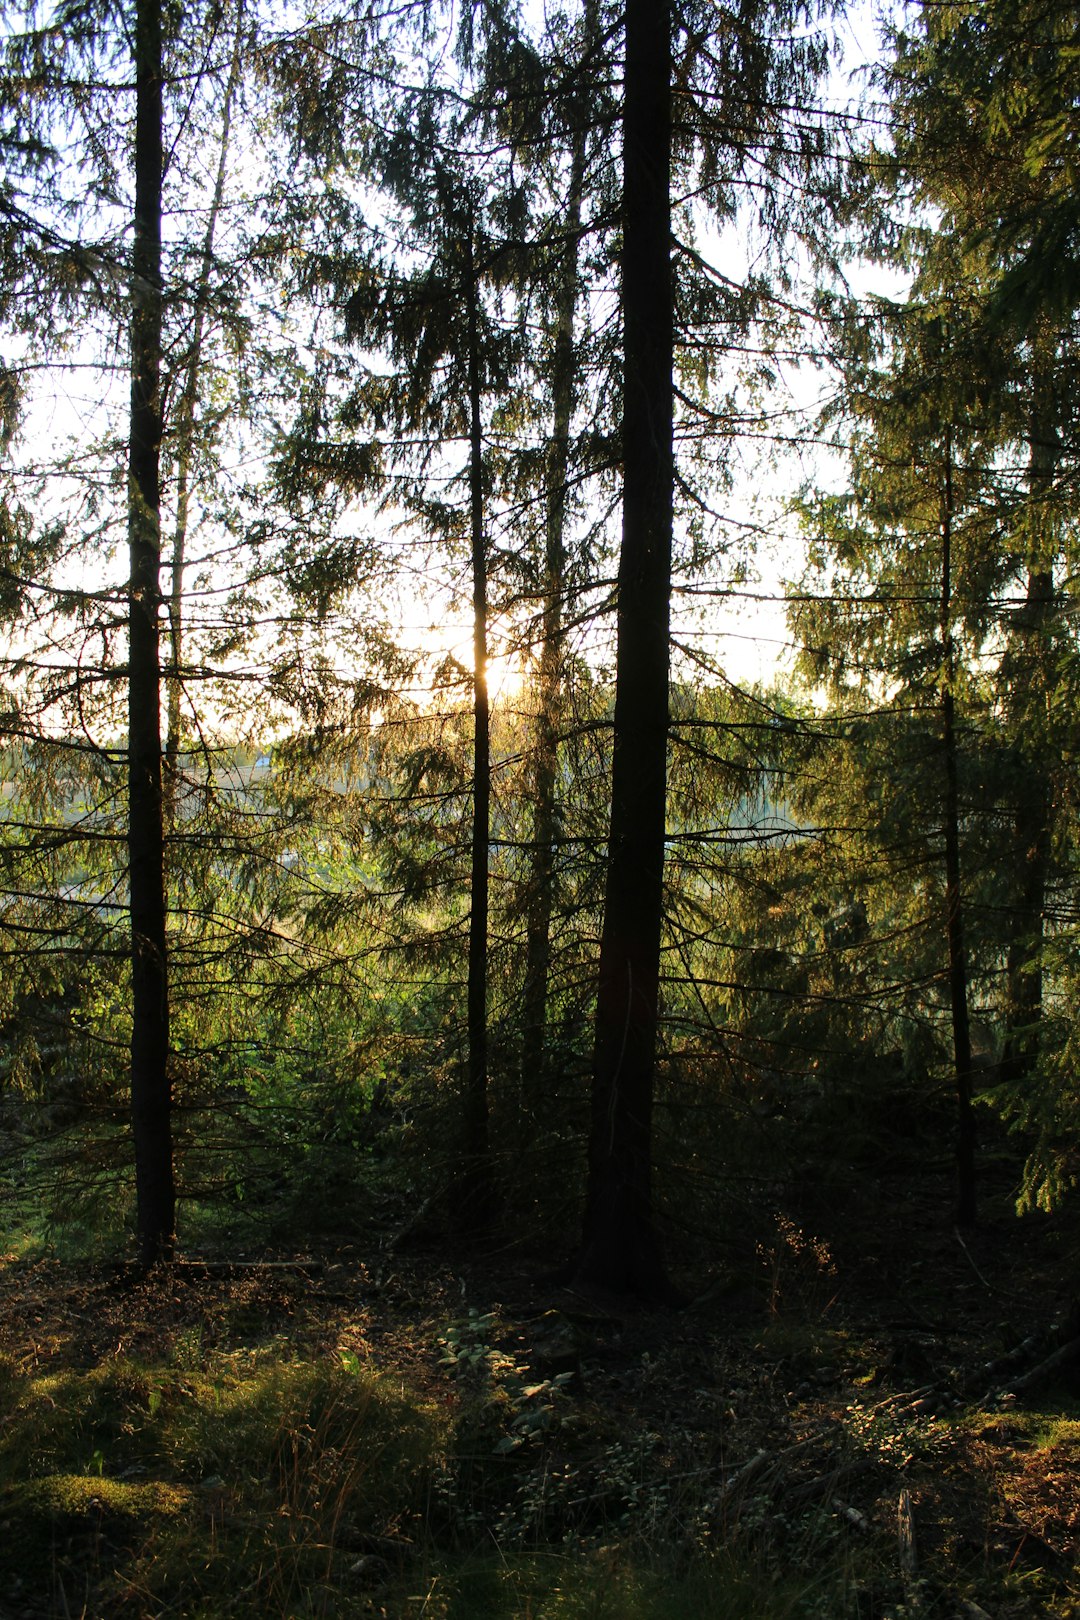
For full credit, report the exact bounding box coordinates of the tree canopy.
[0,0,1078,1309]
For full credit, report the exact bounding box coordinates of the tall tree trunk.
[1000,382,1058,1089]
[521,121,588,1098]
[574,0,674,1299]
[164,0,245,827]
[463,221,493,1224]
[128,0,174,1266]
[1000,607,1051,1082]
[940,428,976,1226]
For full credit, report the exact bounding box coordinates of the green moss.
[2,1360,162,1483]
[0,1471,191,1601]
[5,1471,190,1521]
[959,1403,1080,1452]
[0,1348,452,1617]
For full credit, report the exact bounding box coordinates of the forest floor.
[1,1157,1079,1619]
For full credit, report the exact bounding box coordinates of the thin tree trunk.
[1000,383,1058,1088]
[521,120,588,1096]
[164,0,245,826]
[464,220,493,1224]
[1000,646,1050,1084]
[128,0,174,1266]
[940,428,976,1226]
[574,0,675,1299]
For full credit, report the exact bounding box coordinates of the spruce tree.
[792,0,1080,1215]
[571,0,833,1293]
[127,0,174,1263]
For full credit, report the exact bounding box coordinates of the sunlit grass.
[0,1346,448,1617]
[1028,1409,1080,1448]
[0,1337,861,1619]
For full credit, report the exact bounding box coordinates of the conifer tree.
[513,0,611,1103]
[322,89,535,1221]
[884,0,1080,1096]
[791,287,1013,1223]
[574,0,674,1295]
[571,0,832,1293]
[790,0,1080,1218]
[127,0,174,1263]
[163,0,247,828]
[0,0,342,1249]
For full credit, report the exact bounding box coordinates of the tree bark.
[128,0,174,1265]
[574,0,675,1299]
[463,219,493,1225]
[1000,648,1051,1084]
[939,428,976,1227]
[1000,383,1058,1088]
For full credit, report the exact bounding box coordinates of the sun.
[486,653,528,703]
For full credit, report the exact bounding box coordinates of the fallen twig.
[713,1423,839,1513]
[713,1448,771,1512]
[782,1456,872,1506]
[170,1259,324,1275]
